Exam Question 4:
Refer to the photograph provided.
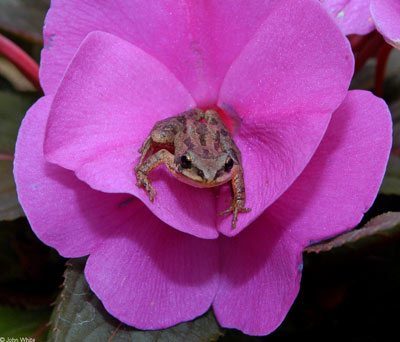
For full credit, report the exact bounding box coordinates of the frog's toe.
[218,202,251,229]
[218,206,232,216]
[218,206,239,229]
[135,172,157,201]
[146,185,157,202]
[135,181,157,202]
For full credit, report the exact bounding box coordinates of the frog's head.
[175,150,235,187]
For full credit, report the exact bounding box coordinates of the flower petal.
[269,90,392,245]
[43,31,218,239]
[213,90,392,335]
[213,215,302,336]
[217,0,354,236]
[85,201,219,329]
[14,96,136,257]
[41,0,277,105]
[371,0,400,49]
[321,0,375,35]
[44,31,195,172]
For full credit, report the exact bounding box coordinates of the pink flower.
[14,0,392,336]
[320,0,375,35]
[322,0,400,49]
[371,0,400,49]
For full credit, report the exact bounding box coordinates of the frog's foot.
[135,170,157,202]
[218,200,251,229]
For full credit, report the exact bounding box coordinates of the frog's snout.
[200,168,217,184]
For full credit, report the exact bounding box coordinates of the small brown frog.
[134,108,251,228]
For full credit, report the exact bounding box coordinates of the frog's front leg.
[134,119,179,174]
[135,149,175,202]
[218,169,251,229]
[136,136,154,168]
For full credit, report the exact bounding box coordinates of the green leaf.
[380,154,400,195]
[378,96,400,196]
[48,258,224,342]
[0,0,50,44]
[0,90,38,220]
[218,330,263,341]
[0,91,37,155]
[0,305,51,340]
[305,212,400,253]
[0,160,23,220]
[389,99,400,150]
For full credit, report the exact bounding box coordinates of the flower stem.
[108,322,123,342]
[348,34,365,53]
[0,33,42,92]
[391,147,400,156]
[353,31,385,73]
[374,43,393,97]
[0,154,14,161]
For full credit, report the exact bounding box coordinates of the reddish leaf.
[305,212,400,253]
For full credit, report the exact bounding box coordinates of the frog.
[134,108,251,229]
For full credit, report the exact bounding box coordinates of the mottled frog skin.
[134,108,250,228]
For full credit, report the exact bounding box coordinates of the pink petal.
[270,90,392,244]
[43,31,217,239]
[85,201,219,329]
[371,0,400,49]
[213,90,391,335]
[14,96,136,257]
[213,215,303,336]
[44,31,195,171]
[41,0,277,105]
[217,0,354,236]
[320,0,375,35]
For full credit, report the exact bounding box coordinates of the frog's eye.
[224,157,234,172]
[180,155,192,169]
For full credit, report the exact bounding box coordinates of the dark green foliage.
[48,258,224,342]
